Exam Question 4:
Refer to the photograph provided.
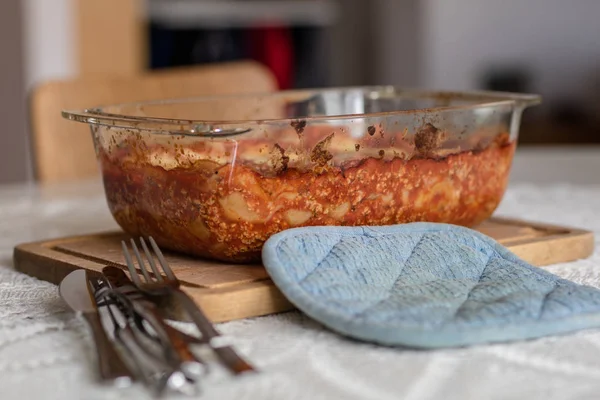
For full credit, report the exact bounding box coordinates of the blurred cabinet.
[65,0,600,145]
[73,0,338,89]
[74,0,146,76]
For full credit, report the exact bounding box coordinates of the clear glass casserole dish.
[63,87,540,262]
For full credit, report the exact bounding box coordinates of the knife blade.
[102,266,206,379]
[59,269,134,386]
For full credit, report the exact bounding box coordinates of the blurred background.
[1,0,599,183]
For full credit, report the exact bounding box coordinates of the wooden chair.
[29,61,277,183]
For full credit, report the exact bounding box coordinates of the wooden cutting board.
[13,217,594,323]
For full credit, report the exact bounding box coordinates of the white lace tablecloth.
[2,150,600,400]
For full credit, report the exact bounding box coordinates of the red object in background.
[246,25,294,90]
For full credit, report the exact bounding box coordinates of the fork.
[102,265,206,381]
[90,277,195,395]
[121,237,256,375]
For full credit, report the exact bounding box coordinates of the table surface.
[1,146,600,400]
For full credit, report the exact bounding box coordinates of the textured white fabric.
[1,178,600,400]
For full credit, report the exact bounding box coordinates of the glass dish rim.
[61,85,541,137]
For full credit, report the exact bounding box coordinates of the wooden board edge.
[13,241,295,323]
[502,227,593,247]
[509,231,595,266]
[498,225,594,251]
[13,241,111,284]
[489,216,590,235]
[186,281,295,323]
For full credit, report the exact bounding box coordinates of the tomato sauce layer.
[100,136,515,262]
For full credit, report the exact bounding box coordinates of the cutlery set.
[59,237,255,395]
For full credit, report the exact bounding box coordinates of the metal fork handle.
[171,289,255,374]
[113,312,196,396]
[105,284,207,379]
[136,303,207,378]
[81,311,134,385]
[102,266,207,376]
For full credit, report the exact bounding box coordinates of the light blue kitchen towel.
[261,223,600,348]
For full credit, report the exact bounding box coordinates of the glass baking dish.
[63,87,540,262]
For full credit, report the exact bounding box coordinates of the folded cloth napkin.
[262,223,600,348]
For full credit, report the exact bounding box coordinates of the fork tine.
[149,237,177,281]
[140,237,164,282]
[130,239,153,283]
[121,241,144,288]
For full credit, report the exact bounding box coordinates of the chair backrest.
[29,61,277,183]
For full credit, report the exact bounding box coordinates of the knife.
[90,276,197,396]
[59,269,133,386]
[102,266,206,379]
